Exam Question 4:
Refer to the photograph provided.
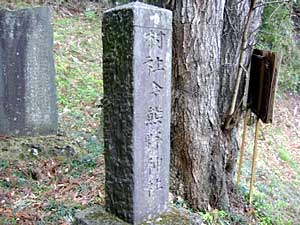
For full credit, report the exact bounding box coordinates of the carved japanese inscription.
[103,2,172,225]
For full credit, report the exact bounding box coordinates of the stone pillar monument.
[103,2,172,224]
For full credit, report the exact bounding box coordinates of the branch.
[224,0,260,129]
[254,0,290,9]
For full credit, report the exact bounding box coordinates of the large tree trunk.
[168,0,264,210]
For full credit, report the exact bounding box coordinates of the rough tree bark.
[166,0,264,210]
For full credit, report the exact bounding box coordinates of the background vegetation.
[257,0,300,93]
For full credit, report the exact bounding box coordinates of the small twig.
[268,1,287,19]
[254,0,290,9]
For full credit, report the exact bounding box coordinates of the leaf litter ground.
[0,3,105,225]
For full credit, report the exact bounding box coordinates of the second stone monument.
[0,7,57,136]
[103,2,172,224]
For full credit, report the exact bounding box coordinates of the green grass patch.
[0,217,18,225]
[0,160,9,170]
[277,145,300,175]
[199,209,249,225]
[0,179,11,189]
[42,199,76,223]
[278,146,292,162]
[68,140,103,178]
[53,15,103,112]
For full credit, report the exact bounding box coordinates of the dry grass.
[238,93,300,224]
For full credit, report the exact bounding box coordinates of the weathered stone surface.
[0,6,57,136]
[74,206,128,225]
[74,206,203,225]
[103,2,172,224]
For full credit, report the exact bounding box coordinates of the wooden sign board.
[247,49,281,124]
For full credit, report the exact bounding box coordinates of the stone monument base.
[74,205,203,225]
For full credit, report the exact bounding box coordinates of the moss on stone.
[0,135,85,160]
[74,206,129,225]
[74,206,203,225]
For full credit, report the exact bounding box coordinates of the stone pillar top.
[0,6,48,12]
[104,2,172,30]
